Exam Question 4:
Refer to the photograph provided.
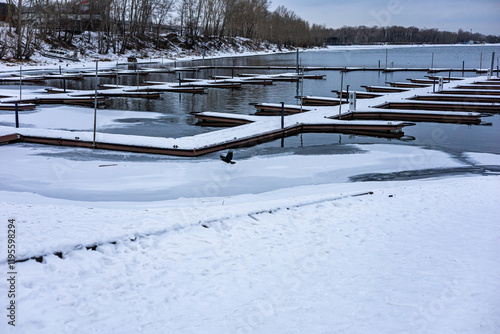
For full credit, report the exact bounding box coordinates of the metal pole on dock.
[300,66,304,112]
[116,62,119,87]
[63,78,66,93]
[178,73,181,87]
[281,102,284,129]
[480,52,483,70]
[19,66,22,102]
[15,102,19,128]
[385,49,388,69]
[296,49,299,74]
[431,52,434,70]
[378,60,381,69]
[462,61,465,77]
[339,71,344,118]
[93,61,98,148]
[136,66,139,90]
[346,85,349,103]
[490,52,496,78]
[59,65,62,75]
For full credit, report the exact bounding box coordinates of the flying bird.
[220,151,236,164]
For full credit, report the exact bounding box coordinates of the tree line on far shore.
[328,26,500,45]
[1,0,498,60]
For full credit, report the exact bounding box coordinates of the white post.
[438,76,444,92]
[349,91,356,111]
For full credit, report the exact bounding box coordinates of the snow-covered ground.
[0,141,500,333]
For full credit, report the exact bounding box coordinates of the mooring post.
[480,52,483,70]
[448,70,451,83]
[19,66,22,102]
[462,61,465,77]
[63,78,66,93]
[300,66,304,112]
[14,102,19,128]
[178,73,181,87]
[281,102,285,129]
[93,61,98,148]
[339,71,344,118]
[433,77,436,93]
[296,49,299,74]
[490,52,496,78]
[378,60,381,69]
[431,52,434,70]
[346,85,350,103]
[385,48,388,69]
[136,66,139,90]
[116,62,119,87]
[59,65,62,75]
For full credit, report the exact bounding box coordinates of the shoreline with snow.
[1,43,497,73]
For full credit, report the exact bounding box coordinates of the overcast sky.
[269,0,500,35]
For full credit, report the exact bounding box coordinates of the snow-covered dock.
[1,75,496,156]
[174,64,492,74]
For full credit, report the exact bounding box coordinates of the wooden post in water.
[14,102,19,128]
[93,61,98,148]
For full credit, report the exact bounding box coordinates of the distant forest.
[1,0,498,60]
[328,26,500,45]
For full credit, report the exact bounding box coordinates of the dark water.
[40,45,500,156]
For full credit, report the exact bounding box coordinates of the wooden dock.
[173,65,491,74]
[1,75,496,157]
